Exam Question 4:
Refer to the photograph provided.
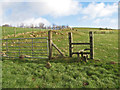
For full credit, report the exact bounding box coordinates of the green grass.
[2,58,119,88]
[2,27,119,88]
[2,27,49,38]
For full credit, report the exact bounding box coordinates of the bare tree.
[52,24,56,30]
[66,25,69,28]
[48,26,51,29]
[39,23,44,29]
[62,25,65,29]
[30,24,34,28]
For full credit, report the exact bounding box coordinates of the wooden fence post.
[48,30,52,60]
[89,31,94,59]
[68,32,73,57]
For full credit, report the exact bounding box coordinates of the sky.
[0,0,119,29]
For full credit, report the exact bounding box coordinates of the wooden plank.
[48,30,52,60]
[52,43,64,56]
[89,31,94,59]
[68,32,73,57]
[78,48,90,52]
[72,52,90,54]
[78,49,85,53]
[77,49,90,57]
[84,48,90,51]
[71,43,90,45]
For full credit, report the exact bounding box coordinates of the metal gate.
[1,37,48,59]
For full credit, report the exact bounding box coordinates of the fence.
[1,29,94,60]
[1,37,48,59]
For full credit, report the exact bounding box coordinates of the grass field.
[2,27,119,88]
[2,27,48,39]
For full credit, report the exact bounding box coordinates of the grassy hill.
[2,27,119,88]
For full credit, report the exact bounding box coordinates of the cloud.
[1,1,118,29]
[44,0,81,17]
[79,2,118,29]
[22,17,51,26]
[0,0,25,2]
[82,2,118,19]
[93,18,117,28]
[2,0,81,17]
[0,3,2,25]
[28,0,81,17]
[3,17,51,26]
[1,0,81,26]
[2,1,117,19]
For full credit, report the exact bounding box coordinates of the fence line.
[2,29,94,60]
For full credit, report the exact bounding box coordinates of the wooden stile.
[68,31,94,59]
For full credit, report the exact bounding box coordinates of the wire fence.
[52,30,91,57]
[52,30,70,57]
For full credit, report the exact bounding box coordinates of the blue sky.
[0,0,119,29]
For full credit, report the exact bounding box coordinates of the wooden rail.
[52,43,64,56]
[71,43,90,45]
[72,52,90,54]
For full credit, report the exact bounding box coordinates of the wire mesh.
[52,30,91,57]
[52,30,70,57]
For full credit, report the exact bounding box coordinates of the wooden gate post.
[68,32,73,57]
[48,30,52,60]
[89,31,94,59]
